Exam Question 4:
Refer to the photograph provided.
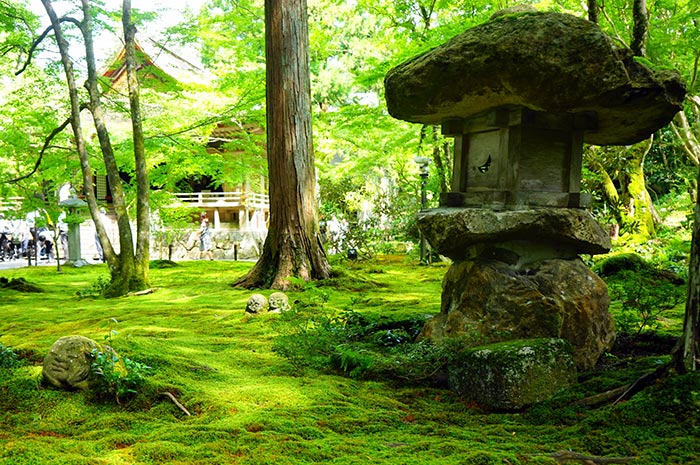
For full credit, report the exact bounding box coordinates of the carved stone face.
[42,336,99,390]
[268,292,290,313]
[245,294,268,314]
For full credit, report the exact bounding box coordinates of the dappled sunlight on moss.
[0,256,697,463]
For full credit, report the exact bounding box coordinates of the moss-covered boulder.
[422,258,614,370]
[448,338,576,410]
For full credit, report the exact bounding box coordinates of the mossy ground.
[0,257,697,464]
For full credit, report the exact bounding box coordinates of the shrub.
[607,269,685,336]
[90,348,150,405]
[0,342,19,369]
[272,307,446,383]
[77,276,110,299]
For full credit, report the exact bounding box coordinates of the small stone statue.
[268,292,290,313]
[42,335,100,390]
[245,293,268,314]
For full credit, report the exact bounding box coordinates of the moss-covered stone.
[448,338,576,410]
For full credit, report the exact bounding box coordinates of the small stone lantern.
[59,195,88,267]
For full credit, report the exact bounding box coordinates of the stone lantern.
[59,195,88,267]
[384,8,685,372]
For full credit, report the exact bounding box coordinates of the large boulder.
[448,338,577,410]
[42,335,100,390]
[384,11,685,145]
[421,258,614,370]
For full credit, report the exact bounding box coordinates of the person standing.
[198,215,214,260]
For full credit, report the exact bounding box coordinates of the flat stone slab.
[384,11,685,145]
[417,207,611,258]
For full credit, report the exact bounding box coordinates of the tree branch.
[161,392,191,416]
[2,102,89,185]
[3,118,69,184]
[15,17,83,75]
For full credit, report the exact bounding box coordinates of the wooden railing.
[174,191,269,209]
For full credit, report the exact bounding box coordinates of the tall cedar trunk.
[235,0,331,290]
[631,0,648,57]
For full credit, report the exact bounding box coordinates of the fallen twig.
[613,363,671,405]
[575,362,673,407]
[162,392,191,416]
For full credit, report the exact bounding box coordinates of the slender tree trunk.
[673,97,700,371]
[587,0,598,23]
[42,0,148,296]
[236,0,330,289]
[631,0,648,57]
[79,0,131,264]
[40,0,100,256]
[623,139,659,236]
[123,0,150,290]
[675,182,700,371]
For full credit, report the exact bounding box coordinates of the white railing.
[174,191,269,209]
[0,197,23,213]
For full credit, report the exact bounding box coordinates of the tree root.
[575,362,672,407]
[161,392,191,416]
[125,288,156,297]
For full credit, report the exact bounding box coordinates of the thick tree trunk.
[675,185,700,371]
[235,0,330,290]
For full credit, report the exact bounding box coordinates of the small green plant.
[90,348,150,405]
[0,342,19,369]
[90,318,150,404]
[76,275,110,299]
[100,317,120,346]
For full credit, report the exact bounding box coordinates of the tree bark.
[235,0,331,289]
[587,0,599,23]
[122,0,150,291]
[675,166,700,372]
[631,0,648,57]
[674,96,700,371]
